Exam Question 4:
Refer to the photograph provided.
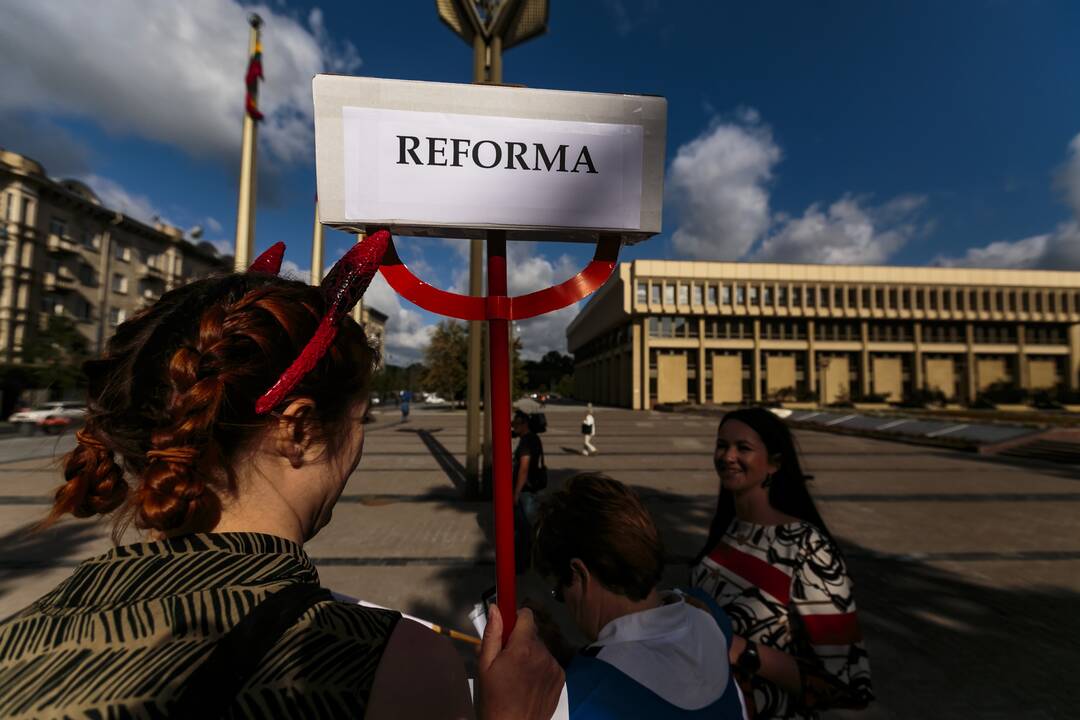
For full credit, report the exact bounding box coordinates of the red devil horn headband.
[249,231,391,414]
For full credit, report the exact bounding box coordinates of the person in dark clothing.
[511,410,546,574]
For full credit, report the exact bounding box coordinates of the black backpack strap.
[171,583,333,716]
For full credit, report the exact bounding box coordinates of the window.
[1022,292,1030,312]
[749,285,759,305]
[915,288,924,310]
[114,243,131,262]
[21,198,32,223]
[3,192,12,221]
[722,285,732,304]
[847,287,857,308]
[1008,291,1017,312]
[967,290,977,311]
[887,289,897,309]
[41,295,60,315]
[1049,293,1057,313]
[901,288,911,309]
[982,290,992,311]
[942,290,952,311]
[81,229,98,249]
[707,284,718,305]
[928,290,937,310]
[49,218,66,238]
[806,286,816,307]
[735,285,745,304]
[875,289,884,308]
[1034,292,1043,312]
[677,284,689,305]
[112,273,128,294]
[78,264,96,286]
[861,288,871,308]
[834,288,844,308]
[763,286,773,305]
[778,286,788,305]
[109,308,127,326]
[651,283,661,304]
[636,282,647,304]
[793,286,802,306]
[692,284,703,305]
[663,284,675,305]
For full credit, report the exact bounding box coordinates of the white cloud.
[281,259,311,283]
[507,243,581,359]
[205,217,224,234]
[668,110,780,260]
[78,174,164,226]
[364,273,436,365]
[0,1,360,165]
[753,194,927,265]
[934,223,1080,269]
[935,132,1080,270]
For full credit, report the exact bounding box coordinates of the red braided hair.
[44,274,376,539]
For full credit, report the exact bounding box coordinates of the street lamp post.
[435,0,548,496]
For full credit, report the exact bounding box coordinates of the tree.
[22,316,91,396]
[522,351,574,393]
[423,320,469,401]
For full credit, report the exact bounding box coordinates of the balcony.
[42,267,77,292]
[46,233,79,254]
[140,261,168,281]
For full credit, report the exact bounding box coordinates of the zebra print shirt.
[690,520,873,719]
[0,532,399,719]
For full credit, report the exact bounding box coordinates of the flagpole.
[311,198,324,284]
[233,13,263,270]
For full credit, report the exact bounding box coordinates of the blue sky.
[3,1,1080,363]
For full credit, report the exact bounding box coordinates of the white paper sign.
[342,107,644,231]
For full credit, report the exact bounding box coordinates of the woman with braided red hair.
[0,237,562,719]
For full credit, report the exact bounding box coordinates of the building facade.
[0,149,231,364]
[567,260,1080,409]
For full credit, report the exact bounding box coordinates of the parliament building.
[567,260,1080,409]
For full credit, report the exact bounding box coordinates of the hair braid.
[43,427,128,528]
[134,305,232,532]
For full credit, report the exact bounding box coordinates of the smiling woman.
[690,408,873,720]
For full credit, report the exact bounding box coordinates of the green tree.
[22,316,91,396]
[423,320,469,401]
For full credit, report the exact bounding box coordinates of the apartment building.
[0,149,230,365]
[567,259,1080,409]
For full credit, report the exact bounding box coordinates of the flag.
[245,41,264,121]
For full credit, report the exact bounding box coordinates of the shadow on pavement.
[0,519,102,603]
[399,464,1079,719]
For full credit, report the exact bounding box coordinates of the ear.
[275,398,317,468]
[569,558,590,592]
[767,453,782,477]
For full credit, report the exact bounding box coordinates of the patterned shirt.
[0,532,399,719]
[690,520,873,719]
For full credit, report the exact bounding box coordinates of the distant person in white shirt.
[582,404,597,456]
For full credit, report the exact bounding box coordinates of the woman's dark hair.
[694,407,833,564]
[42,273,377,541]
[533,473,663,601]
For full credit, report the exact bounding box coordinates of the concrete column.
[752,318,762,402]
[698,318,707,404]
[807,319,817,400]
[1069,323,1080,392]
[642,318,651,410]
[631,319,642,409]
[965,322,977,402]
[1016,323,1029,391]
[913,321,924,392]
[859,320,870,397]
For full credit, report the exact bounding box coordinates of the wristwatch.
[736,640,762,675]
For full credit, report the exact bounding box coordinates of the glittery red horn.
[248,241,286,274]
[254,231,390,414]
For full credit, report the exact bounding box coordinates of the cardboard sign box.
[313,75,667,244]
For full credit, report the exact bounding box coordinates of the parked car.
[8,401,87,424]
[424,394,449,405]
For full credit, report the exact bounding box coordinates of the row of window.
[646,318,1071,345]
[41,294,130,326]
[635,279,1079,315]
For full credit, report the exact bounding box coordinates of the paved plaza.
[0,405,1077,718]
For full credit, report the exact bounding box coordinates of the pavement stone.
[0,403,1077,718]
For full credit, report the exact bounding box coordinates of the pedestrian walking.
[511,410,547,573]
[400,389,411,422]
[581,403,597,456]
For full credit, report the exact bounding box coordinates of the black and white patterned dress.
[690,520,873,719]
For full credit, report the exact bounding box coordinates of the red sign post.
[381,232,621,636]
